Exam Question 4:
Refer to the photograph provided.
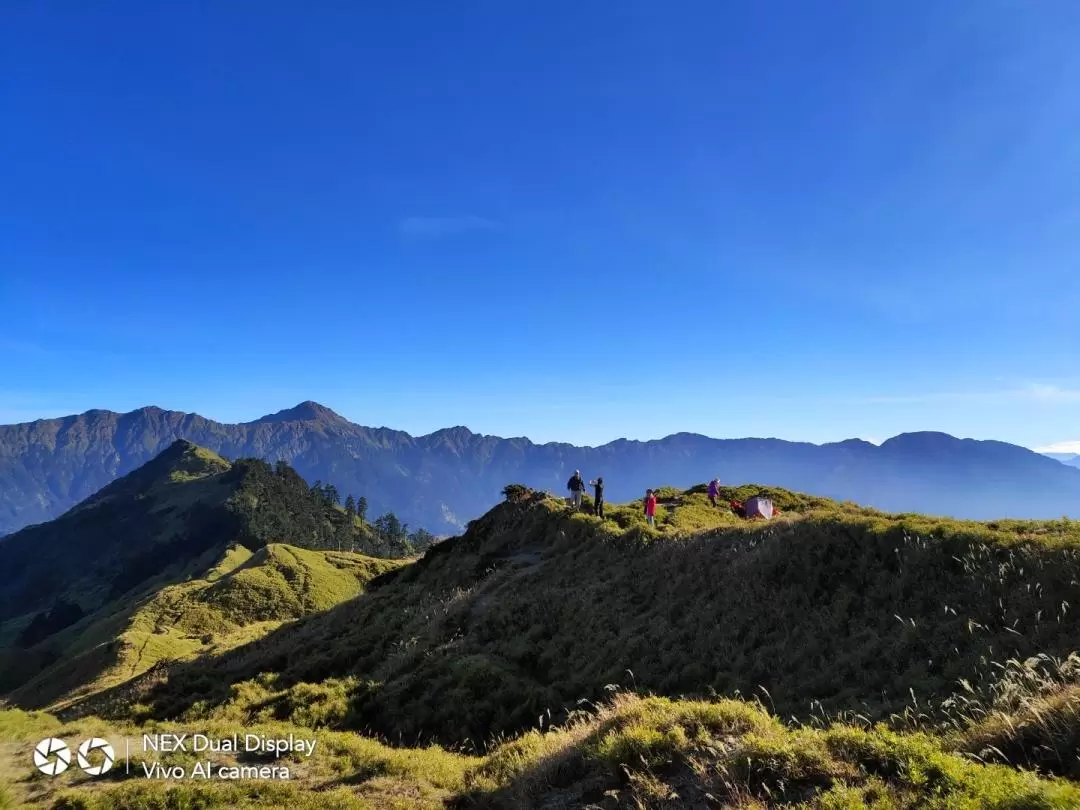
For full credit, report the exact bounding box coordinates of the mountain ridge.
[4,401,1036,452]
[1045,451,1080,469]
[3,401,1080,536]
[88,484,1080,751]
[3,401,1003,448]
[6,480,1080,808]
[0,440,413,703]
[250,400,351,425]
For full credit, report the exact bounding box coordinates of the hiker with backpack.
[567,470,586,511]
[644,488,657,527]
[708,478,720,507]
[590,477,605,518]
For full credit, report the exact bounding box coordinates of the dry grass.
[462,692,1080,808]
[7,694,1079,809]
[9,483,1080,807]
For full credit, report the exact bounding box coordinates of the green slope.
[4,692,1080,809]
[4,485,1080,807]
[0,441,236,631]
[5,542,401,711]
[0,439,407,631]
[0,441,407,707]
[122,486,1080,751]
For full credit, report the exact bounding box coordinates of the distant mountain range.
[3,401,1080,536]
[1043,452,1080,469]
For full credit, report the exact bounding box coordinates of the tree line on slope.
[244,460,437,556]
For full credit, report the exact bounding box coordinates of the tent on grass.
[744,495,774,520]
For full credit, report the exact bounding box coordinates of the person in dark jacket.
[590,477,605,518]
[567,470,586,511]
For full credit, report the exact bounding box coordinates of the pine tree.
[374,512,402,543]
[334,517,351,552]
[356,496,368,524]
[344,494,356,519]
[408,528,437,551]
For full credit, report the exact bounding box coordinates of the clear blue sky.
[3,2,1080,449]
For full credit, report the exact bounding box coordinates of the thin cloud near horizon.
[1035,440,1080,455]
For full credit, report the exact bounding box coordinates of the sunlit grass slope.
[0,707,478,810]
[4,693,1080,809]
[6,542,402,712]
[133,486,1080,752]
[5,484,1080,807]
[464,692,1080,809]
[0,441,410,709]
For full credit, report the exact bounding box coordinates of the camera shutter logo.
[33,738,71,776]
[76,737,116,776]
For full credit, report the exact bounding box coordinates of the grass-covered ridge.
[125,485,1080,752]
[464,692,1080,808]
[5,483,1080,807]
[0,441,417,638]
[3,692,1079,809]
[0,442,414,710]
[0,706,478,810]
[5,543,402,712]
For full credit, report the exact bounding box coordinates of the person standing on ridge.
[708,478,720,507]
[590,477,605,518]
[567,470,586,511]
[644,488,657,527]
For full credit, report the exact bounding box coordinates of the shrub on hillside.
[652,486,682,501]
[501,484,531,503]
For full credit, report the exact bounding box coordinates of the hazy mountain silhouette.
[2,402,1080,536]
[1044,452,1080,469]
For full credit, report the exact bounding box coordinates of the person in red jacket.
[644,489,657,527]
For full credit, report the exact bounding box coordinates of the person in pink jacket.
[707,478,720,507]
[644,489,657,527]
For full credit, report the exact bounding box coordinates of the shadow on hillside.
[7,541,239,711]
[64,497,1080,757]
[62,530,471,723]
[8,637,127,710]
[65,496,574,724]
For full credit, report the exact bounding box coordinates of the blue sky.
[2,2,1079,449]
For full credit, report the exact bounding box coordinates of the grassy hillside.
[6,482,1080,807]
[113,486,1080,756]
[0,441,236,628]
[463,692,1080,809]
[5,542,402,711]
[6,486,1080,807]
[0,440,413,630]
[0,442,412,708]
[3,692,1079,809]
[0,706,478,810]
